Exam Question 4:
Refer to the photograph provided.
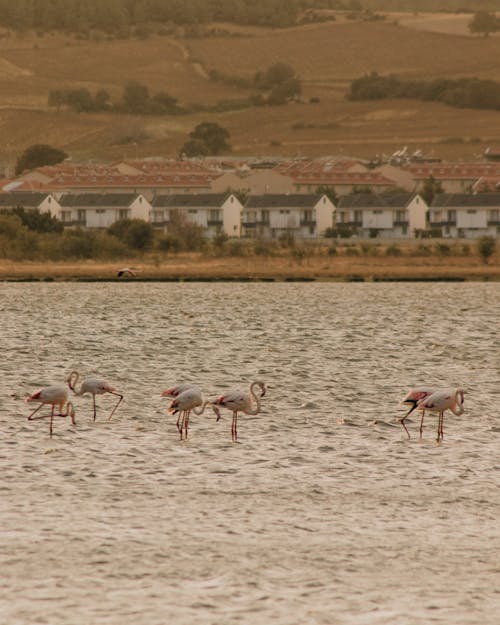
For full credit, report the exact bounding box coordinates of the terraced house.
[429,194,500,238]
[55,193,150,227]
[336,193,427,238]
[241,194,334,239]
[150,193,242,238]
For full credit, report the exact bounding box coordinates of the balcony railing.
[62,219,86,227]
[207,219,223,226]
[242,220,270,228]
[336,220,362,227]
[300,219,317,227]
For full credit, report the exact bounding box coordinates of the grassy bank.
[1,250,499,281]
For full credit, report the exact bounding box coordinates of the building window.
[119,209,129,220]
[467,209,477,214]
[373,209,382,214]
[96,209,105,214]
[61,211,71,222]
[77,210,86,222]
[188,209,197,214]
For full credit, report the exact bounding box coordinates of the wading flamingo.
[416,387,465,442]
[167,387,220,440]
[212,381,266,442]
[161,383,199,398]
[67,371,123,421]
[400,386,436,438]
[26,385,76,438]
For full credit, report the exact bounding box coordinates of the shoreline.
[1,255,499,282]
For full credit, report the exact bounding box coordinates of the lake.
[1,282,499,625]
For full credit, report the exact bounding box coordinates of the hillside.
[2,15,500,170]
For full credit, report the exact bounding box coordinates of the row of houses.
[6,156,500,199]
[2,189,500,239]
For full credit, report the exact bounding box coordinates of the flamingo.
[161,383,199,398]
[67,371,123,421]
[26,385,76,437]
[416,387,465,442]
[212,381,266,442]
[167,387,220,440]
[117,268,137,278]
[399,386,436,438]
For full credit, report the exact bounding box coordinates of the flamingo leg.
[176,412,183,437]
[49,404,55,438]
[419,410,426,438]
[437,411,444,441]
[27,403,44,420]
[92,394,97,421]
[179,411,186,440]
[232,411,238,442]
[400,405,414,439]
[107,391,123,421]
[184,409,190,439]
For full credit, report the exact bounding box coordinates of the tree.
[9,207,63,233]
[268,78,302,104]
[420,176,443,206]
[315,185,337,205]
[15,144,68,175]
[108,218,154,251]
[180,138,210,157]
[181,122,230,156]
[469,11,499,37]
[254,62,296,89]
[476,236,496,264]
[122,81,150,114]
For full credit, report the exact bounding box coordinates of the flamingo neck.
[247,382,262,415]
[193,401,211,416]
[68,371,84,396]
[450,398,464,415]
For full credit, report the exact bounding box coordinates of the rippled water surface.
[1,282,499,625]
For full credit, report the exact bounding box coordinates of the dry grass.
[1,249,498,281]
[1,16,500,163]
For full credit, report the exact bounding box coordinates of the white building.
[56,193,150,228]
[430,193,500,238]
[150,193,242,238]
[336,193,427,238]
[0,191,57,213]
[242,194,334,239]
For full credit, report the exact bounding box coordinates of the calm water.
[0,282,499,625]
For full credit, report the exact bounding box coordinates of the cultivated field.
[1,13,500,166]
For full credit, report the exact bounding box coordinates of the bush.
[327,245,337,256]
[253,240,274,256]
[385,244,402,256]
[435,242,451,256]
[156,235,181,254]
[108,219,154,251]
[476,236,496,264]
[413,243,432,256]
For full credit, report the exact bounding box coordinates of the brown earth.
[1,14,500,167]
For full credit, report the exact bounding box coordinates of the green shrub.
[476,236,496,264]
[385,244,402,256]
[435,242,451,255]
